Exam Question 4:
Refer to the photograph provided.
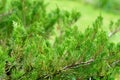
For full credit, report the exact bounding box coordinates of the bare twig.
[111,60,120,67]
[108,27,120,38]
[62,59,94,70]
[37,59,94,79]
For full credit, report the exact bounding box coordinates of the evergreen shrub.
[0,0,120,80]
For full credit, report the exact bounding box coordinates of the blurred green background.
[45,0,120,43]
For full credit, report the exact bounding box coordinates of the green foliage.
[0,0,120,80]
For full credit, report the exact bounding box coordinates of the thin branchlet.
[0,9,15,21]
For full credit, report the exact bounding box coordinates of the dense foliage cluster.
[0,0,120,80]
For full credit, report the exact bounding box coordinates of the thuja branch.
[37,59,94,79]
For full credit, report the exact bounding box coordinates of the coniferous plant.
[0,0,120,80]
